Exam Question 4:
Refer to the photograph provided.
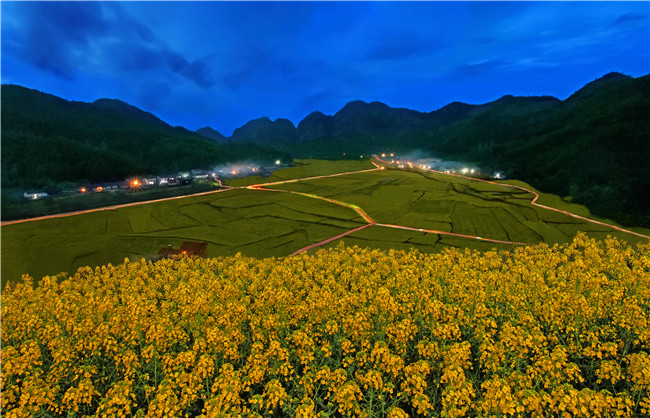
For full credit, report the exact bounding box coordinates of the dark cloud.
[451,60,506,77]
[162,51,216,89]
[25,23,76,80]
[32,1,109,42]
[114,43,162,72]
[180,57,216,89]
[222,48,274,89]
[12,2,110,79]
[367,31,437,60]
[614,13,648,26]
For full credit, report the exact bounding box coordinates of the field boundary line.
[251,167,528,254]
[1,168,380,226]
[373,156,650,241]
[0,188,236,226]
[290,224,374,256]
[246,167,381,188]
[376,223,525,245]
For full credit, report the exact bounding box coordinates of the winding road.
[4,159,648,257]
[251,156,649,254]
[373,156,650,240]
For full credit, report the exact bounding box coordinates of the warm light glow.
[381,153,386,157]
[96,187,103,192]
[80,187,86,193]
[275,160,281,165]
[390,153,394,157]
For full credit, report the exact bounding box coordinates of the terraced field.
[263,167,649,252]
[2,159,648,289]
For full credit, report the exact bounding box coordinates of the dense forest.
[0,85,289,191]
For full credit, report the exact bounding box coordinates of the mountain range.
[194,72,649,226]
[2,72,648,226]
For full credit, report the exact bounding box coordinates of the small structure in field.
[157,241,208,259]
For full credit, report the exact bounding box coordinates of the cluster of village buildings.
[23,170,216,201]
[23,164,280,201]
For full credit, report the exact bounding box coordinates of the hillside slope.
[232,73,650,226]
[0,85,287,190]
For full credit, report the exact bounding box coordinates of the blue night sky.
[2,1,648,136]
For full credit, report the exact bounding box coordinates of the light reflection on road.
[373,156,650,241]
[5,159,646,259]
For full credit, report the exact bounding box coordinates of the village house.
[157,241,208,259]
[23,191,48,200]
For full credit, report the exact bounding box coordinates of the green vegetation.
[4,73,648,228]
[0,85,290,192]
[225,158,375,187]
[1,182,221,221]
[266,74,650,227]
[1,188,364,289]
[3,160,647,290]
[267,167,650,248]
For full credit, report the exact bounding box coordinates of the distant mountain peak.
[231,115,297,143]
[93,97,130,107]
[599,71,629,80]
[91,98,168,126]
[196,126,227,142]
[568,72,632,100]
[583,72,631,88]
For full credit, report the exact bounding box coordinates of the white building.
[24,191,48,200]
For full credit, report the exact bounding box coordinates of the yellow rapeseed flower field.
[2,233,649,417]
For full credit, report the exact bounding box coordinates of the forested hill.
[0,84,288,189]
[216,72,649,226]
[3,73,649,226]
